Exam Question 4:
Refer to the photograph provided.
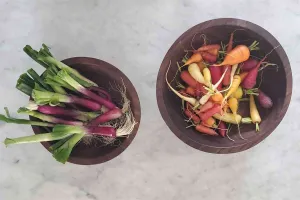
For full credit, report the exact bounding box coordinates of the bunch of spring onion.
[2,44,136,164]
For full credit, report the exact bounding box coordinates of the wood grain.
[156,18,292,154]
[31,57,141,165]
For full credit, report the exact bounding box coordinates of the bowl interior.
[32,57,141,164]
[157,19,292,153]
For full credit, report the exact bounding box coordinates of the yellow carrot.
[213,112,242,124]
[188,63,206,85]
[228,97,238,115]
[199,67,228,105]
[230,86,243,99]
[250,95,261,132]
[224,75,241,99]
[199,93,211,105]
[165,62,198,106]
[203,67,211,84]
[202,117,217,128]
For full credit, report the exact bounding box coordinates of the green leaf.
[49,136,72,151]
[17,107,53,122]
[27,68,53,91]
[41,44,53,57]
[37,56,97,87]
[32,90,70,105]
[4,132,74,146]
[56,70,84,91]
[34,83,47,91]
[52,133,84,164]
[4,107,10,117]
[50,85,67,95]
[44,74,76,91]
[16,82,33,96]
[52,125,85,134]
[0,114,54,127]
[23,45,50,68]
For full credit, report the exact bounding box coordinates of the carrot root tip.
[255,123,260,132]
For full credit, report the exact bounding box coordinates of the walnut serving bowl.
[31,57,141,165]
[156,18,292,153]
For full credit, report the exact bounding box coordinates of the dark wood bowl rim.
[31,57,141,165]
[156,18,292,153]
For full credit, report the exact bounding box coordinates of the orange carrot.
[184,109,200,124]
[211,92,223,103]
[180,71,198,88]
[195,44,221,52]
[207,48,219,56]
[198,101,214,113]
[195,124,218,136]
[199,104,221,121]
[213,45,250,66]
[185,87,196,97]
[239,72,249,82]
[184,53,202,66]
[197,62,206,72]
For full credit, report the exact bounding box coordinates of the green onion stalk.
[31,90,102,111]
[17,107,84,126]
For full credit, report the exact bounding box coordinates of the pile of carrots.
[166,32,274,138]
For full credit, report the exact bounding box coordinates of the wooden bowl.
[156,18,292,153]
[31,57,141,165]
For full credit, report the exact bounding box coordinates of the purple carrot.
[257,90,273,108]
[88,108,122,126]
[241,56,267,89]
[240,59,258,71]
[209,66,222,91]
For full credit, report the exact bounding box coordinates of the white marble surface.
[0,0,300,199]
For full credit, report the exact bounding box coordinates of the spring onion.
[55,70,116,110]
[18,107,84,126]
[26,101,99,122]
[32,90,101,111]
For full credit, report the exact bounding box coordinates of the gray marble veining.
[0,0,300,199]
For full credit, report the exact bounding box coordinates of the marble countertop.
[0,0,299,199]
